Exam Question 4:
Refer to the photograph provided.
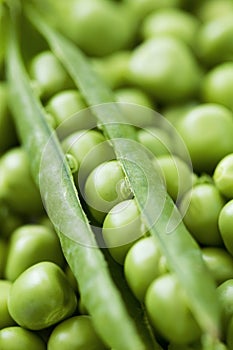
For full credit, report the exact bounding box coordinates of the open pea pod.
[6,7,161,350]
[26,5,222,345]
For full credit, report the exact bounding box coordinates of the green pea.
[214,154,233,199]
[0,239,7,278]
[202,62,233,111]
[145,273,201,344]
[62,130,115,187]
[62,0,136,57]
[141,8,199,46]
[102,199,144,264]
[47,315,106,350]
[0,147,44,216]
[114,87,154,109]
[217,279,233,335]
[201,247,233,285]
[8,261,77,330]
[91,51,131,89]
[137,127,173,157]
[155,154,193,202]
[29,51,73,100]
[5,224,65,281]
[196,15,233,66]
[0,83,17,154]
[84,160,131,223]
[0,326,46,350]
[218,200,233,256]
[127,36,201,103]
[124,236,166,301]
[179,183,225,246]
[0,280,16,329]
[196,0,233,22]
[175,104,233,173]
[46,90,89,128]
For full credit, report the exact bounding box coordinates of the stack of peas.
[1,0,233,349]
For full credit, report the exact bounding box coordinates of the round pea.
[47,315,106,350]
[62,130,115,187]
[0,147,44,215]
[127,36,201,103]
[84,160,131,223]
[179,183,225,246]
[197,0,233,22]
[218,200,233,256]
[102,199,145,264]
[214,154,233,199]
[0,280,16,329]
[5,224,65,281]
[201,247,233,285]
[8,261,77,330]
[114,87,154,109]
[145,273,201,344]
[124,236,166,301]
[175,104,233,173]
[141,8,199,46]
[137,127,173,157]
[0,327,46,350]
[217,279,233,334]
[29,51,73,100]
[202,62,233,111]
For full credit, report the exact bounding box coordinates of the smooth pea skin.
[202,62,233,111]
[141,8,199,46]
[0,327,46,350]
[5,224,65,281]
[102,199,145,264]
[155,155,193,202]
[0,280,15,329]
[218,200,233,256]
[214,154,233,199]
[84,160,132,223]
[145,274,201,344]
[114,87,154,109]
[124,236,167,301]
[30,51,73,100]
[127,36,201,103]
[201,247,233,285]
[217,279,233,334]
[8,261,77,330]
[175,104,233,173]
[179,183,225,246]
[0,147,44,215]
[62,130,114,188]
[137,127,173,158]
[48,315,106,350]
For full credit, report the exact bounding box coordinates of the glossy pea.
[29,51,73,100]
[0,327,46,350]
[47,315,106,350]
[201,247,233,285]
[145,273,201,344]
[127,36,201,103]
[175,103,233,173]
[179,183,225,246]
[124,236,166,301]
[201,62,233,111]
[0,280,16,329]
[141,8,199,46]
[5,224,65,281]
[8,261,77,330]
[62,130,114,187]
[0,147,44,216]
[218,200,233,256]
[214,154,233,199]
[102,199,145,264]
[84,160,131,223]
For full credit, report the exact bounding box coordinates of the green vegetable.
[0,280,16,329]
[5,224,65,281]
[47,315,107,350]
[214,154,233,199]
[218,200,233,256]
[0,326,46,350]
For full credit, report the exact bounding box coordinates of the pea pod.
[26,6,222,344]
[6,6,159,350]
